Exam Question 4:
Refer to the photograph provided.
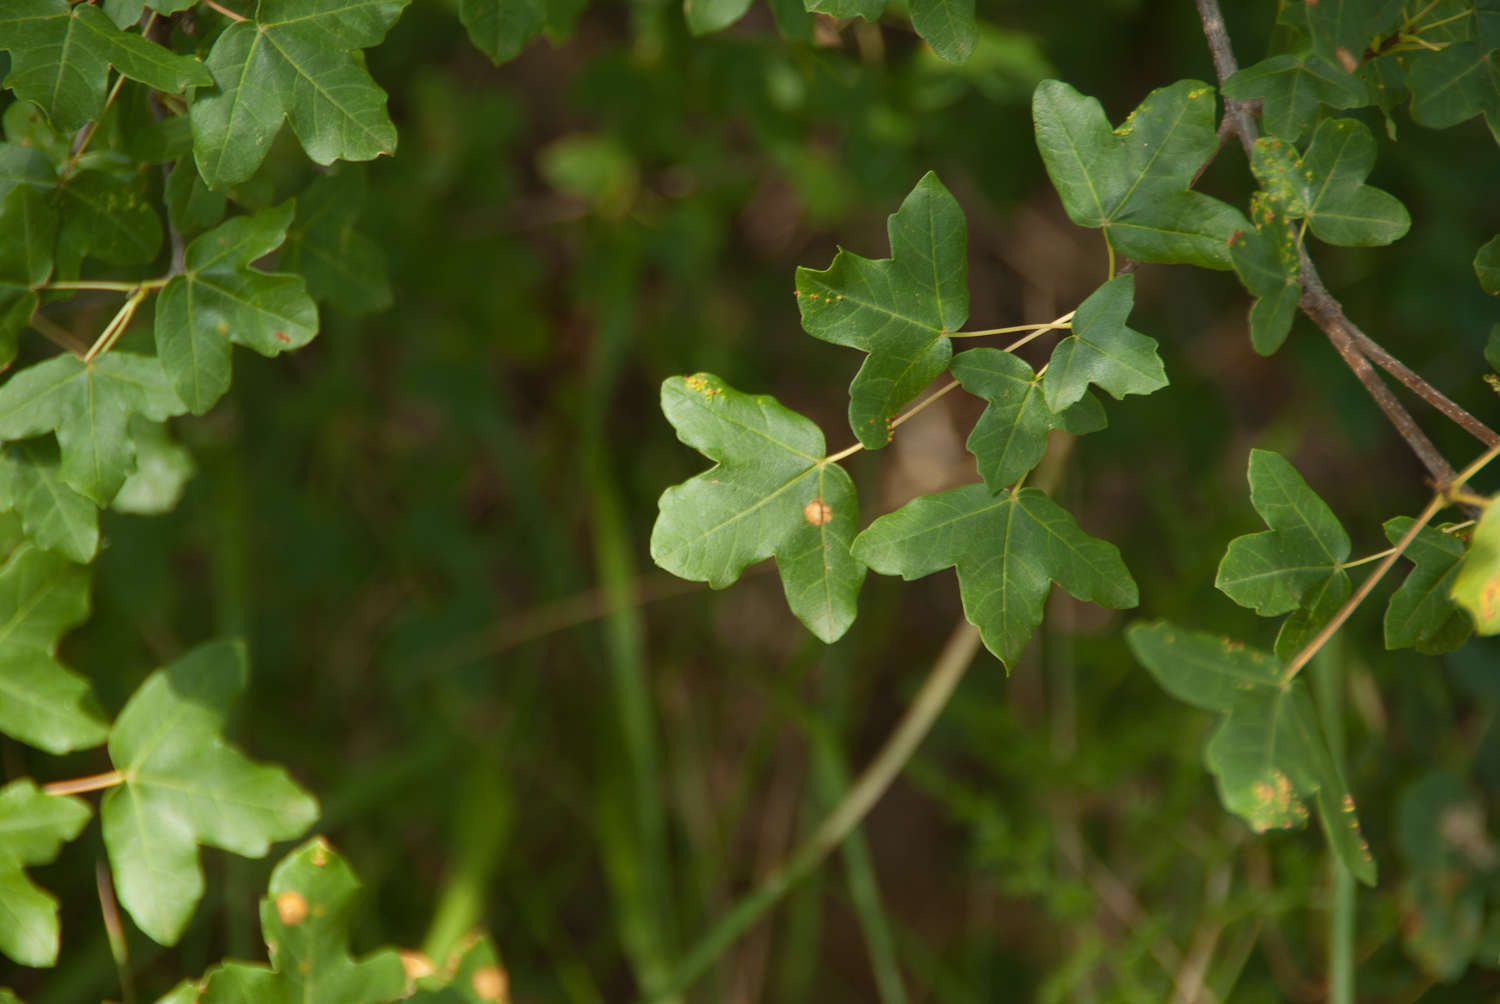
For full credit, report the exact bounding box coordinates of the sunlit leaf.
[155,202,318,414]
[1127,620,1376,885]
[0,779,91,966]
[0,543,105,754]
[102,640,319,945]
[651,373,865,643]
[1451,499,1500,634]
[1032,78,1246,269]
[1216,449,1350,616]
[796,172,966,448]
[853,483,1136,666]
[192,839,406,1003]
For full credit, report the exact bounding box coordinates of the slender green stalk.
[1312,636,1354,1004]
[648,619,983,1002]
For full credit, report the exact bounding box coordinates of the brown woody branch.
[1192,0,1499,487]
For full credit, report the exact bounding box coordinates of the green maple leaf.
[0,352,187,506]
[1032,78,1247,269]
[1223,52,1367,140]
[190,0,412,190]
[1408,40,1500,136]
[651,373,865,643]
[1383,517,1472,654]
[0,542,107,754]
[280,172,393,316]
[112,416,194,517]
[460,0,547,63]
[1277,0,1402,67]
[1249,120,1409,246]
[407,933,509,1001]
[0,779,91,967]
[1228,192,1302,355]
[796,172,966,449]
[852,483,1137,666]
[949,348,1104,493]
[1041,275,1167,411]
[0,0,213,132]
[686,0,753,35]
[1476,234,1500,295]
[0,184,57,368]
[163,158,226,237]
[155,203,319,414]
[101,640,319,946]
[1451,499,1500,634]
[186,839,406,1003]
[54,167,163,275]
[0,441,99,562]
[1216,449,1350,617]
[1127,621,1376,886]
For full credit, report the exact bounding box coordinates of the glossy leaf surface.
[853,483,1137,666]
[102,641,319,945]
[1127,621,1376,885]
[651,374,865,642]
[796,172,966,448]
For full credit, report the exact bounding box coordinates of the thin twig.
[1194,0,1498,482]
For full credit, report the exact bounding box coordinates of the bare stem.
[43,769,125,797]
[823,379,963,464]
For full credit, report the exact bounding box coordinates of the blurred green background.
[9,0,1500,1000]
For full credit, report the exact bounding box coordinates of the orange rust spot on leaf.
[274,890,308,926]
[274,331,291,343]
[471,964,509,1001]
[804,499,833,526]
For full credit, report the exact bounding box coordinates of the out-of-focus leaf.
[191,0,411,189]
[796,172,966,448]
[1032,78,1246,269]
[163,158,225,237]
[1476,234,1500,295]
[281,172,391,315]
[407,933,510,1002]
[949,347,1104,493]
[1383,518,1473,653]
[0,184,56,367]
[111,416,193,516]
[1127,620,1376,886]
[1216,449,1350,616]
[853,483,1136,666]
[193,839,406,1003]
[685,0,753,35]
[1277,0,1402,67]
[155,203,318,414]
[0,779,91,966]
[0,0,211,132]
[0,442,98,562]
[0,543,105,754]
[1040,275,1167,412]
[1223,52,1366,140]
[53,168,162,274]
[102,640,319,945]
[651,373,865,643]
[1452,499,1500,634]
[460,0,545,64]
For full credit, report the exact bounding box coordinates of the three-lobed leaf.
[1384,517,1472,654]
[0,779,91,967]
[1228,192,1302,355]
[1127,621,1376,886]
[1216,449,1350,618]
[102,640,319,945]
[796,171,966,448]
[1223,52,1366,140]
[188,839,407,1003]
[0,441,99,562]
[1032,78,1246,269]
[0,352,186,506]
[1249,122,1410,247]
[0,0,212,132]
[949,347,1103,493]
[155,202,319,414]
[651,373,865,643]
[852,482,1137,666]
[280,172,393,316]
[190,0,412,189]
[0,543,106,755]
[1040,275,1167,412]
